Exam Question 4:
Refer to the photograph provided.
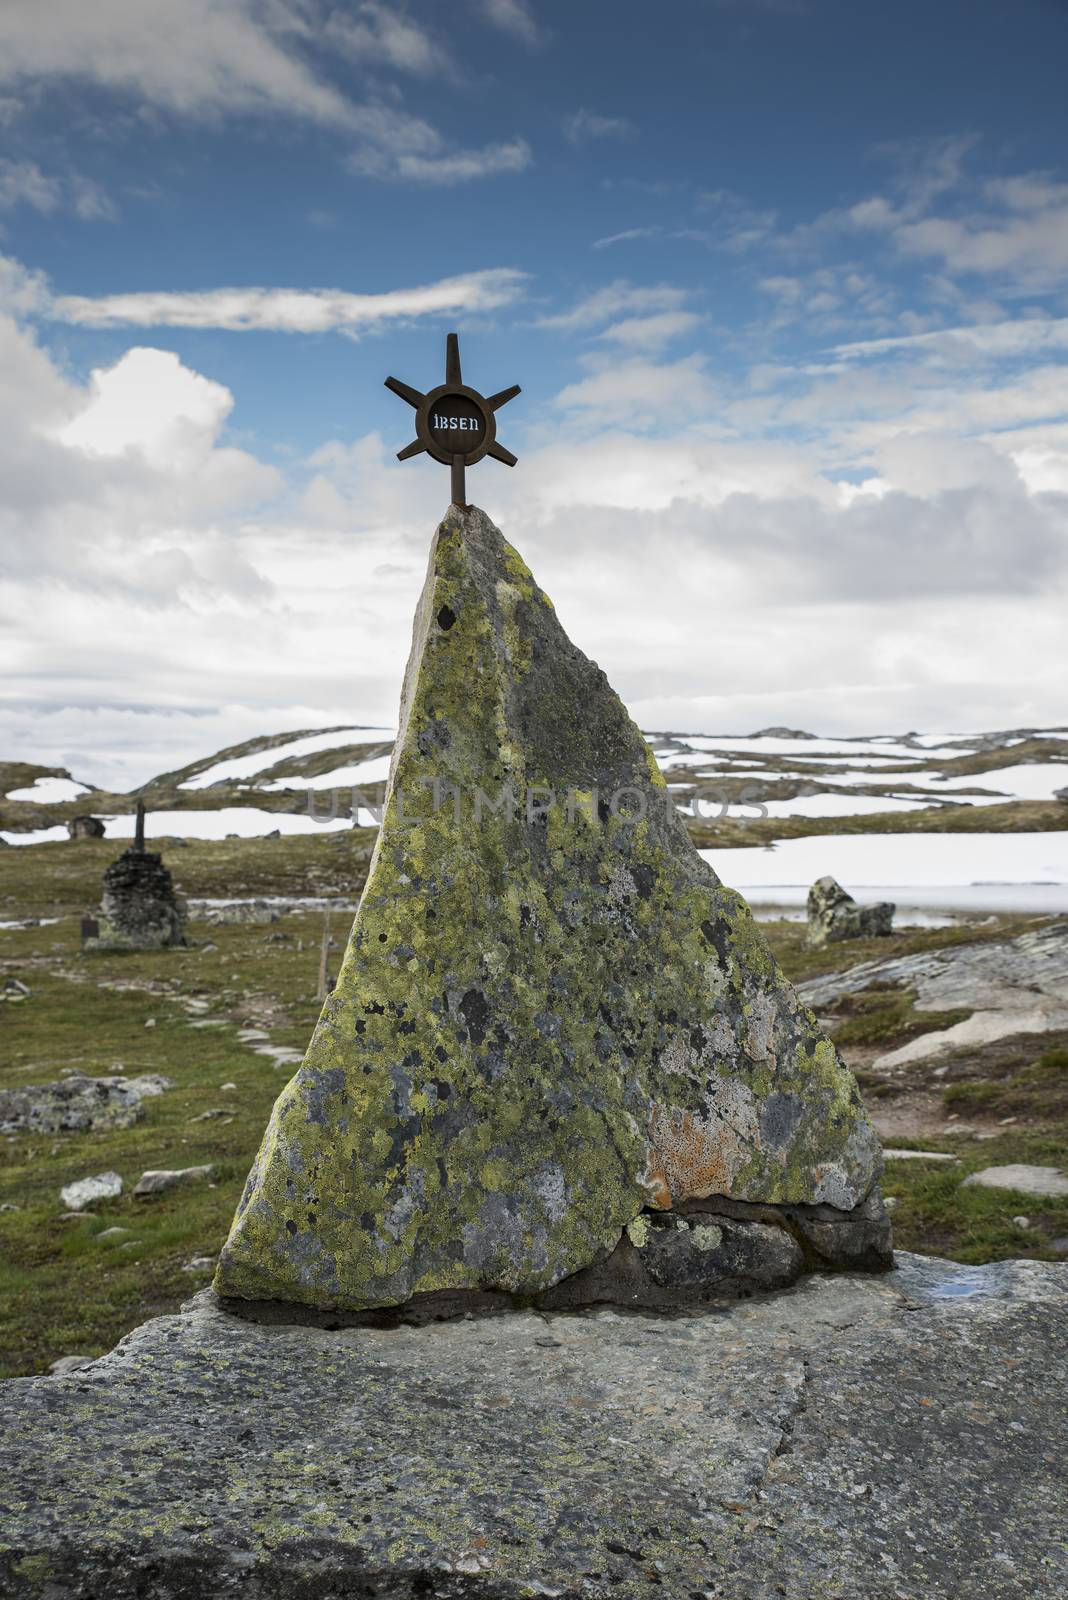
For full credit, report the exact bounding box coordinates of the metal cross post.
[385,333,520,509]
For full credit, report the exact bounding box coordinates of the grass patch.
[1,835,1064,1375]
[882,1127,1068,1264]
[942,1044,1068,1121]
[823,985,972,1050]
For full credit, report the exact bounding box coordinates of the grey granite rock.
[805,875,894,947]
[962,1164,1068,1198]
[0,1254,1064,1598]
[799,919,1068,1067]
[0,1072,171,1135]
[57,1172,123,1211]
[132,1165,214,1197]
[216,507,884,1316]
[66,815,105,839]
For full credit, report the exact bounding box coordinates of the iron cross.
[385,333,520,510]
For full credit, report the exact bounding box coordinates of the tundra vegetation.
[1,832,1066,1377]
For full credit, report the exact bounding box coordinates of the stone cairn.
[86,802,186,951]
[806,874,894,947]
[215,508,890,1319]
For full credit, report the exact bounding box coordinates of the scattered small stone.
[3,978,31,997]
[144,1018,156,1029]
[95,1226,133,1243]
[133,1165,215,1198]
[884,1149,959,1163]
[962,1164,1068,1199]
[190,1109,227,1121]
[219,1083,237,1092]
[883,1197,898,1210]
[1012,1216,1031,1229]
[182,1256,216,1273]
[201,942,219,953]
[206,902,280,926]
[59,1172,123,1211]
[48,1355,96,1376]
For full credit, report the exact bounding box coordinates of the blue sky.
[1,0,1067,787]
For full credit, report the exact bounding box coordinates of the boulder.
[59,1172,123,1211]
[133,1165,214,1198]
[0,1255,1064,1598]
[806,874,894,947]
[215,507,887,1318]
[962,1164,1068,1199]
[66,815,105,840]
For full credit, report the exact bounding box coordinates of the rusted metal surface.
[385,332,520,509]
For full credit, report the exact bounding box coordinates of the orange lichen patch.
[644,1104,744,1207]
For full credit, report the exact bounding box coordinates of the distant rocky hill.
[2,723,1067,847]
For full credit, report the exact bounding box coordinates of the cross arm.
[384,376,425,410]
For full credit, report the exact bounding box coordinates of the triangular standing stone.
[216,508,886,1314]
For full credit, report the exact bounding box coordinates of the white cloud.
[553,355,719,428]
[58,348,234,467]
[0,0,353,125]
[3,236,1068,789]
[598,311,704,351]
[537,280,691,332]
[385,138,532,186]
[563,108,633,145]
[474,0,542,46]
[47,268,529,333]
[0,159,59,212]
[592,227,661,251]
[833,316,1068,363]
[0,4,529,188]
[324,2,443,77]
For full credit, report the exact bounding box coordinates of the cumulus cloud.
[47,268,529,333]
[2,229,1068,788]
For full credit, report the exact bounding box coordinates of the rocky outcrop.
[0,1254,1064,1599]
[215,507,887,1317]
[0,1073,171,1135]
[806,874,894,946]
[800,919,1068,1069]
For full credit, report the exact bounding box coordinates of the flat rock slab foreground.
[1,1256,1065,1600]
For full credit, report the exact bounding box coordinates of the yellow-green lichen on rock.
[215,506,884,1313]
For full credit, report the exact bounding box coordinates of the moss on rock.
[215,507,882,1312]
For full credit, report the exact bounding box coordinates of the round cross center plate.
[427,392,485,454]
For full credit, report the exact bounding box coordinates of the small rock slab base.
[1,1254,1064,1599]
